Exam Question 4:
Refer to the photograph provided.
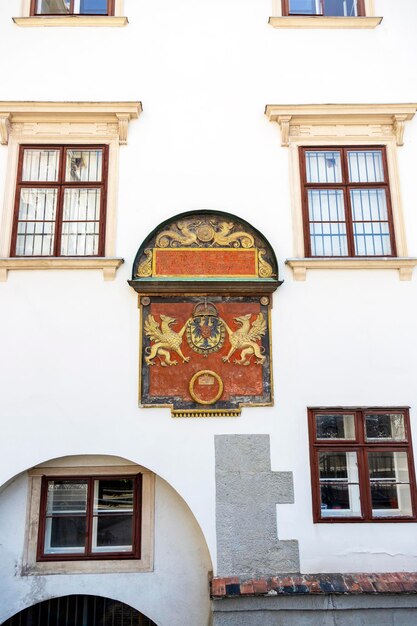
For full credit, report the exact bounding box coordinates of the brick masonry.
[211,573,417,598]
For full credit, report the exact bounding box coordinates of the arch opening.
[2,594,158,626]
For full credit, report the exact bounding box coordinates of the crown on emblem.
[198,374,215,386]
[192,301,218,318]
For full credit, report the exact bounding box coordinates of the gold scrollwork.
[136,249,153,277]
[258,249,275,278]
[154,218,255,249]
[189,370,224,405]
[156,220,199,248]
[212,221,255,248]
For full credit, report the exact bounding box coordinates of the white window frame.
[0,101,141,281]
[265,103,417,280]
[23,459,155,575]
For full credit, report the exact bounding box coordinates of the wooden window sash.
[300,146,396,258]
[11,145,108,258]
[30,0,115,16]
[37,474,142,561]
[282,0,365,16]
[308,408,417,523]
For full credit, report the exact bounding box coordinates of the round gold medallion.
[196,224,215,242]
[189,370,224,405]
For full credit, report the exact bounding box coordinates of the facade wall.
[0,458,212,625]
[0,0,417,622]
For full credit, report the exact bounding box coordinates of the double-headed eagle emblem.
[144,305,266,367]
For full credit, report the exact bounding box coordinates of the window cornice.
[264,104,417,147]
[0,101,142,146]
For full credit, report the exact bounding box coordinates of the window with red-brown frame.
[11,145,108,258]
[299,146,396,258]
[31,0,114,16]
[282,0,365,16]
[37,475,142,561]
[308,408,417,523]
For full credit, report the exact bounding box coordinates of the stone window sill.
[13,16,128,27]
[286,258,417,281]
[268,16,382,29]
[0,257,124,282]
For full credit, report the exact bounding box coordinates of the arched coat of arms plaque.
[129,211,281,417]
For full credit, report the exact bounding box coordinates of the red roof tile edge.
[211,573,417,598]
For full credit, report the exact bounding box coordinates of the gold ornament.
[136,249,153,277]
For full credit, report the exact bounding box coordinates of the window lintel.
[0,101,142,146]
[265,104,417,147]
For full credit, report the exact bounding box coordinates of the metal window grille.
[2,595,157,626]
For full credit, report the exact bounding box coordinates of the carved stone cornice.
[265,104,417,147]
[0,114,11,145]
[0,101,142,145]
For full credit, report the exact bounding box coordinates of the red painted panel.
[154,249,258,277]
[147,301,263,402]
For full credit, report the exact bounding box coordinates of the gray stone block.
[215,434,300,577]
[215,435,272,472]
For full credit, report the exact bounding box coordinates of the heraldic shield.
[129,210,281,417]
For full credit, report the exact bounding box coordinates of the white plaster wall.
[0,467,212,625]
[0,0,416,611]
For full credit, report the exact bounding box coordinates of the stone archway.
[2,595,157,626]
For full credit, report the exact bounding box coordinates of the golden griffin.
[221,313,267,366]
[144,310,267,367]
[144,314,191,366]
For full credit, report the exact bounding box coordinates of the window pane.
[316,413,355,440]
[351,189,391,256]
[368,452,412,517]
[319,451,361,517]
[92,515,133,552]
[308,188,347,256]
[365,413,406,442]
[289,0,358,15]
[351,189,388,222]
[65,149,103,182]
[15,189,58,256]
[323,0,358,16]
[61,222,100,256]
[61,188,101,256]
[62,188,101,221]
[310,222,348,256]
[308,189,345,222]
[348,150,384,183]
[46,480,88,514]
[289,0,321,14]
[36,0,70,14]
[18,188,57,222]
[353,222,391,256]
[44,517,86,554]
[94,479,134,513]
[76,0,108,14]
[306,151,342,183]
[22,150,60,182]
